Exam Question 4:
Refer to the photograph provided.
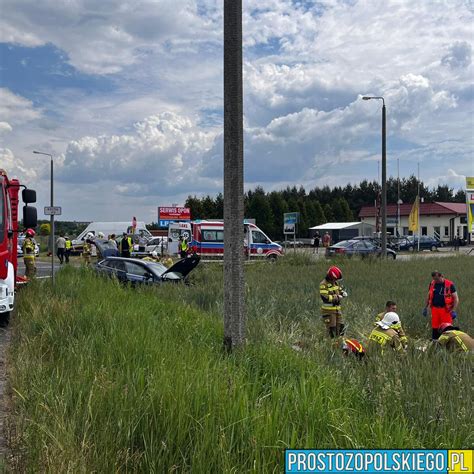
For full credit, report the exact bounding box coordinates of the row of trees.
[181,176,466,239]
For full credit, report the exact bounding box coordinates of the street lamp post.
[33,150,55,285]
[363,96,387,257]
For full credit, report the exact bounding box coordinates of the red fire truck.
[0,169,37,324]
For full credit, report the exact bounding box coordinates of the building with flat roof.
[309,221,375,242]
[359,202,467,242]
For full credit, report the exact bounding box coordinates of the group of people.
[312,232,331,253]
[55,234,73,264]
[319,265,473,355]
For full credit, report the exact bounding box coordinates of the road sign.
[44,206,62,216]
[284,212,299,225]
[284,223,295,235]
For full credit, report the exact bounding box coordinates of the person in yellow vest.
[434,323,474,353]
[82,234,93,266]
[375,300,408,348]
[368,312,406,353]
[65,236,72,263]
[179,235,189,258]
[22,228,37,279]
[319,266,347,338]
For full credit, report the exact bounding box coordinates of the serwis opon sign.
[158,207,191,221]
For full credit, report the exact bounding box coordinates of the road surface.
[17,260,63,278]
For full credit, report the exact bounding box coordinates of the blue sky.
[0,0,473,222]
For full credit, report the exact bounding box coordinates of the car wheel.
[267,254,278,262]
[408,246,414,252]
[431,245,437,251]
[390,252,396,260]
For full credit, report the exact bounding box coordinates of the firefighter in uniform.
[22,228,37,279]
[368,312,407,353]
[82,234,93,265]
[375,300,408,348]
[434,323,474,353]
[319,266,346,338]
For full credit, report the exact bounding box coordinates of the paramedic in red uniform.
[423,271,459,340]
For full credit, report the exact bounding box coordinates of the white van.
[72,221,152,252]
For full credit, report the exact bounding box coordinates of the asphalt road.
[17,260,63,278]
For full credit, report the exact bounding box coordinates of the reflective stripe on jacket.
[438,330,474,353]
[22,238,36,259]
[319,279,341,313]
[368,327,404,352]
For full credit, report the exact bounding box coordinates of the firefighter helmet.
[327,266,342,280]
[438,322,455,334]
[25,228,36,237]
[377,311,401,330]
[342,338,365,359]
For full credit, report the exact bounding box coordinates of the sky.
[0,0,473,222]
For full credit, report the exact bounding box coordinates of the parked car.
[326,239,397,259]
[352,236,397,251]
[17,236,40,257]
[398,236,443,252]
[95,255,200,285]
[133,236,169,255]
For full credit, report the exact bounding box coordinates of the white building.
[359,202,467,242]
[309,222,375,242]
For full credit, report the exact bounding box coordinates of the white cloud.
[58,112,218,196]
[0,148,37,181]
[0,88,41,125]
[0,122,13,135]
[0,0,220,74]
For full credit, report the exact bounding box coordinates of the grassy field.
[7,255,474,472]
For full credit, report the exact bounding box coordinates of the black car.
[352,236,397,251]
[397,236,443,252]
[326,239,397,259]
[96,255,200,285]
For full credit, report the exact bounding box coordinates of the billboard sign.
[466,178,474,233]
[159,207,191,221]
[284,212,299,225]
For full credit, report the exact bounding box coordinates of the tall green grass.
[8,256,474,472]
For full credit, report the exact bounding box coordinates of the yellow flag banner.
[408,196,419,232]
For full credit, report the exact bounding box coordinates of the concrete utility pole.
[363,96,387,257]
[223,0,245,351]
[33,150,55,285]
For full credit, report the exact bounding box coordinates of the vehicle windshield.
[332,240,356,248]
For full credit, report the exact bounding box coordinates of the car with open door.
[95,254,200,285]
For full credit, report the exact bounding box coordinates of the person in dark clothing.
[120,232,132,258]
[313,232,320,254]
